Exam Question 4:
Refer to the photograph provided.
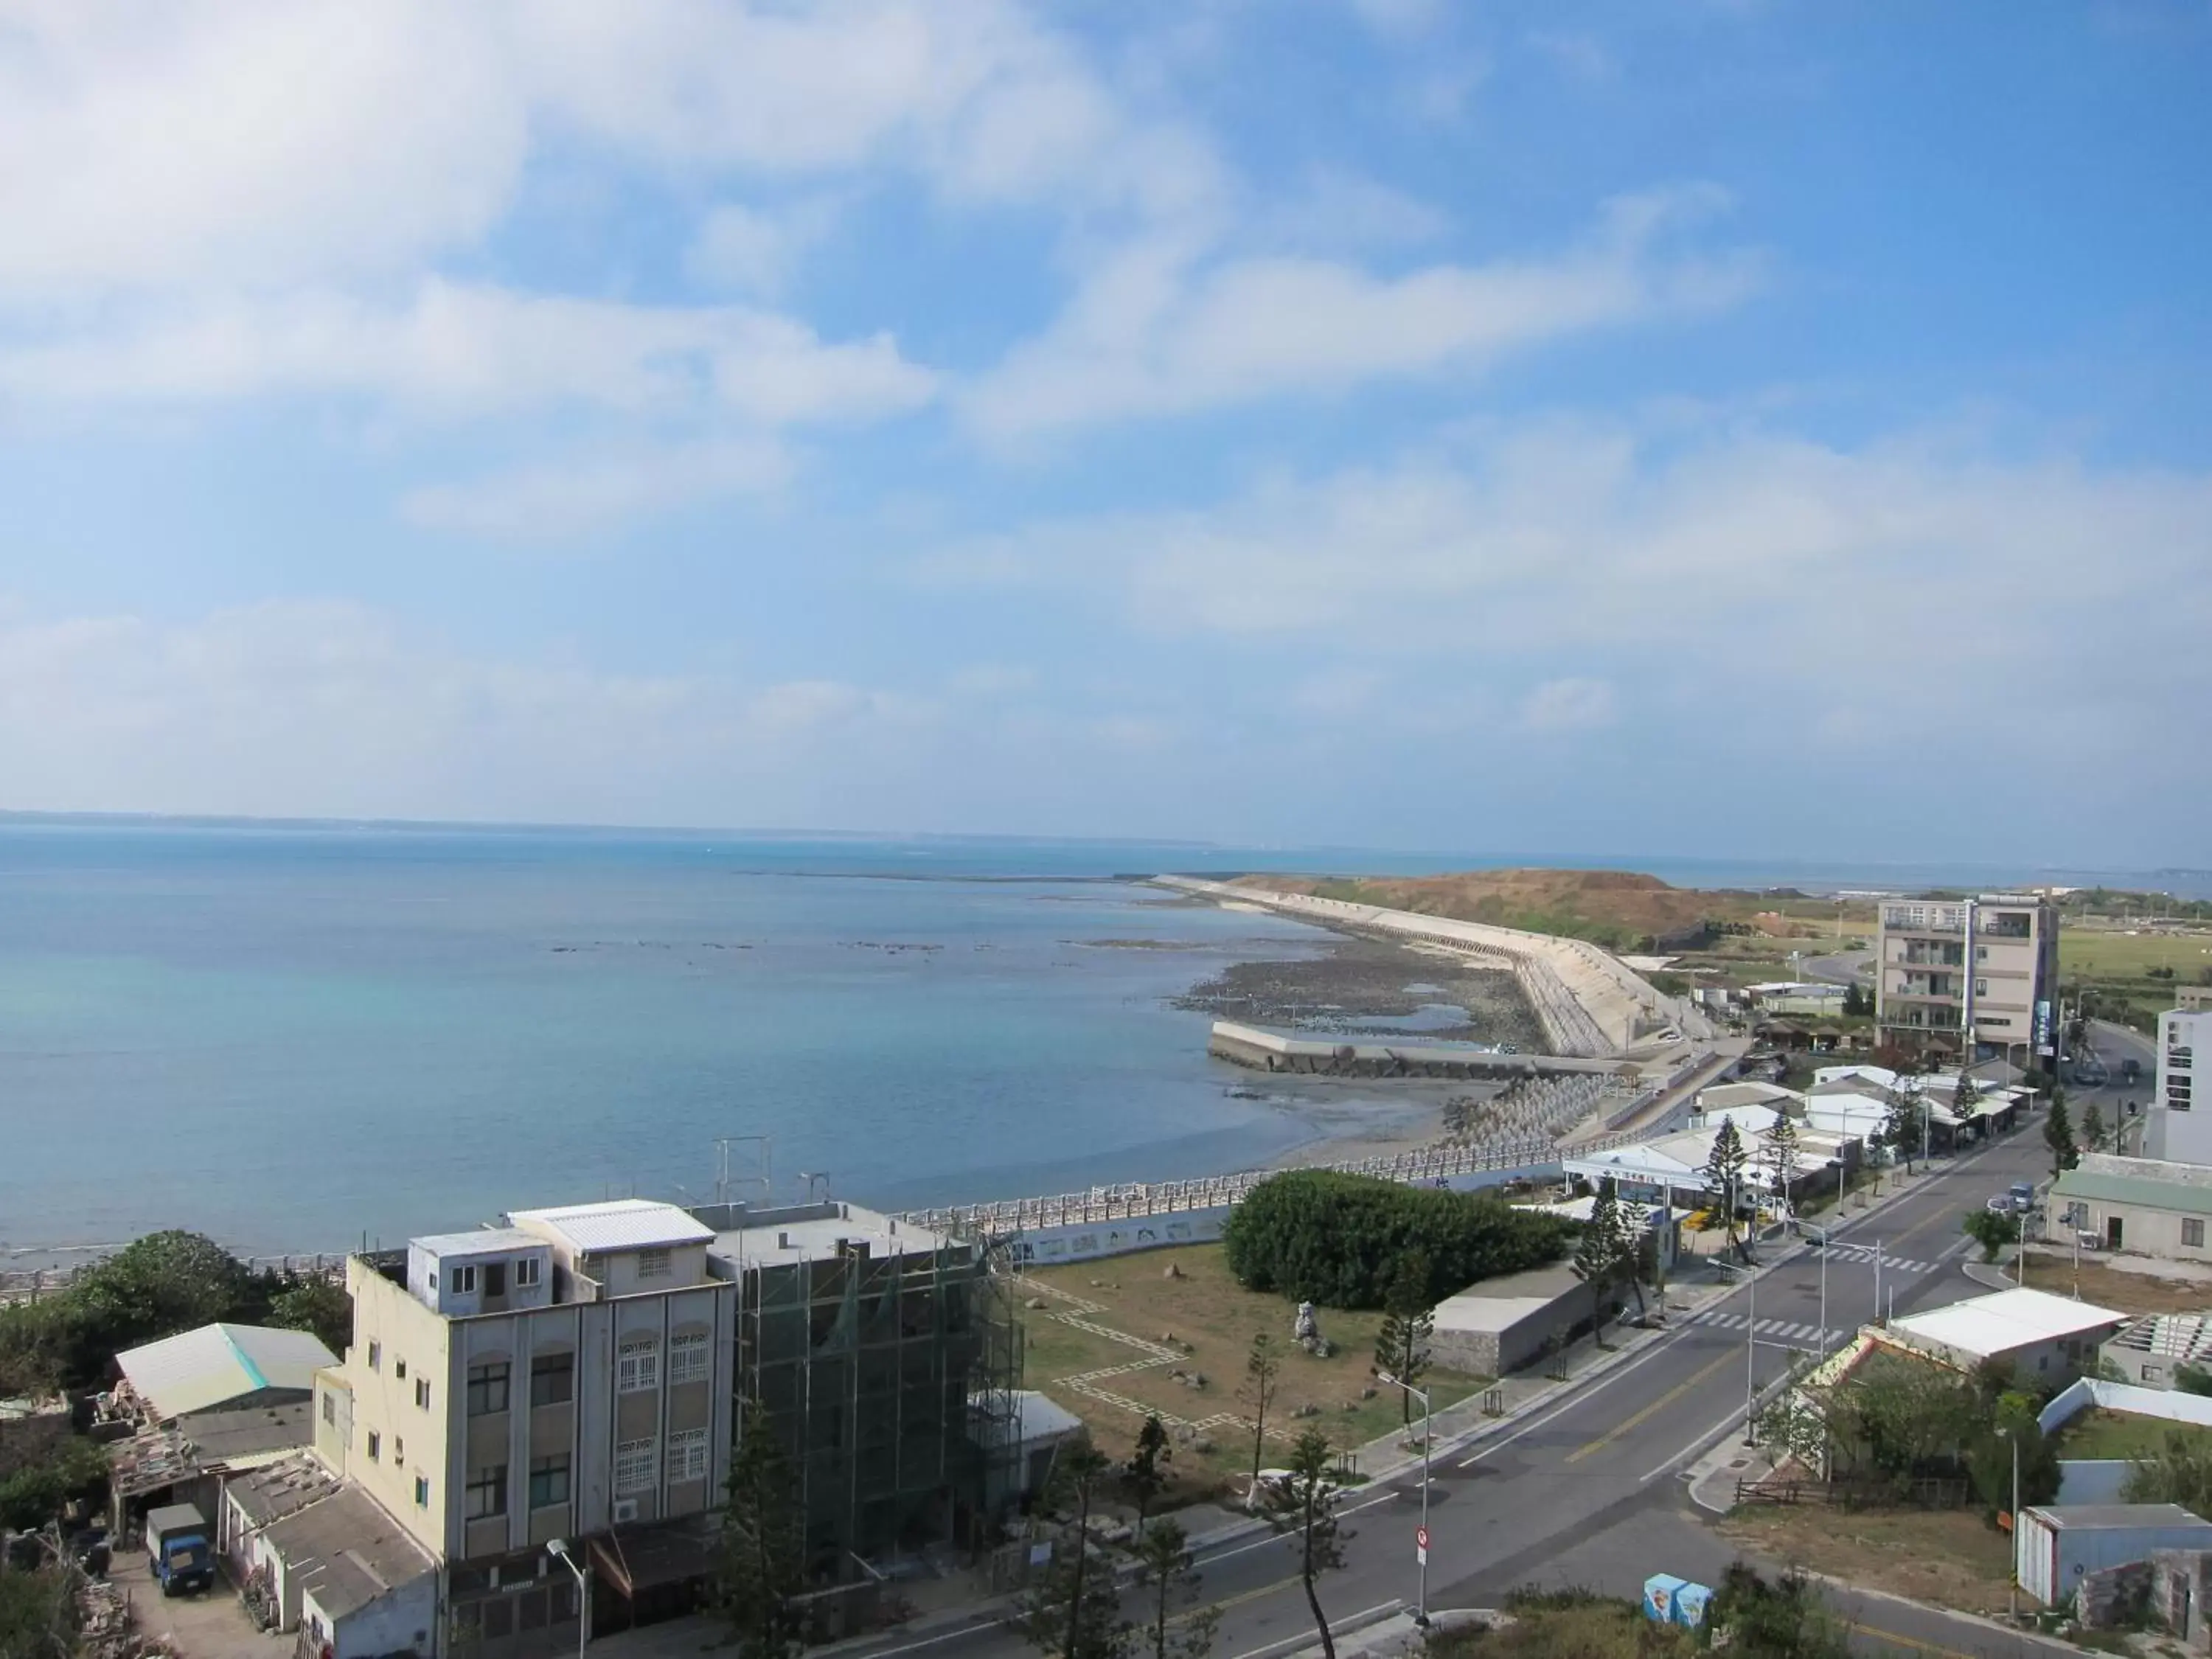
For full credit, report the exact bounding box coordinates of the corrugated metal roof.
[2053,1169,2212,1218]
[509,1197,714,1253]
[265,1484,434,1623]
[2031,1503,2212,1530]
[410,1227,544,1257]
[1888,1287,2124,1361]
[115,1324,336,1421]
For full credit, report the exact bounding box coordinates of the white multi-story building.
[2149,1010,2212,1166]
[315,1198,738,1658]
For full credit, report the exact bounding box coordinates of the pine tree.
[1374,1253,1433,1425]
[1131,1519,1219,1659]
[1125,1413,1172,1528]
[1703,1117,1751,1263]
[2081,1100,2108,1154]
[2046,1093,2080,1176]
[719,1399,808,1659]
[1255,1430,1348,1659]
[1242,1334,1282,1486]
[1759,1117,1801,1231]
[1571,1177,1632,1346]
[1017,1444,1131,1659]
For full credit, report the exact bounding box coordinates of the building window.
[451,1265,477,1295]
[529,1454,571,1510]
[321,1393,335,1426]
[530,1352,574,1407]
[367,1340,381,1371]
[2187,1220,2206,1249]
[614,1438,658,1496]
[415,1377,432,1411]
[667,1427,710,1484]
[366,1430,380,1462]
[1974,979,1989,998]
[394,1437,405,1465]
[395,1358,407,1380]
[467,1361,511,1416]
[484,1261,507,1299]
[465,1464,508,1520]
[668,1330,711,1386]
[617,1338,659,1394]
[414,1476,430,1509]
[636,1248,672,1280]
[515,1256,541,1289]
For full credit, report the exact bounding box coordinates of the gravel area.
[1172,929,1546,1051]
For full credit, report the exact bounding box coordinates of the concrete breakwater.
[1207,1019,1630,1082]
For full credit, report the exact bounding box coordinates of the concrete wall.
[304,1571,439,1659]
[1433,1280,1627,1377]
[2057,1461,2136,1504]
[2042,1377,2212,1435]
[344,1260,453,1562]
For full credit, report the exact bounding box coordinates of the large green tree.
[719,1399,808,1659]
[268,1274,355,1357]
[2045,1093,2080,1177]
[1124,1413,1172,1528]
[1221,1172,1571,1308]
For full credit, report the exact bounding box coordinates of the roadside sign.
[1416,1526,1429,1565]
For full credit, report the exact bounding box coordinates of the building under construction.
[690,1200,1027,1583]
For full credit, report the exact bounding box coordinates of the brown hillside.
[1228,868,1835,950]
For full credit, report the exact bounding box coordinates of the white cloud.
[1518,677,1616,731]
[0,598,941,823]
[1528,31,1618,84]
[686,198,844,297]
[1256,167,1450,253]
[918,419,2212,762]
[0,281,936,425]
[963,187,1759,439]
[401,439,793,541]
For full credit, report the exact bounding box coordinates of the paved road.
[1804,950,1875,987]
[841,1124,2079,1659]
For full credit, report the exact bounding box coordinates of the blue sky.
[3,1,2208,867]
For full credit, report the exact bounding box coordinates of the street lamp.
[546,1537,589,1659]
[1377,1370,1432,1627]
[1995,1430,2021,1621]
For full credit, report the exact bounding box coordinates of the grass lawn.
[2017,1251,2212,1317]
[1714,1505,2014,1618]
[2062,929,2212,979]
[1018,1243,1489,1506]
[2051,1406,2212,1461]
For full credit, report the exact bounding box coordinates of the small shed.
[1430,1262,1627,1377]
[2018,1504,2212,1609]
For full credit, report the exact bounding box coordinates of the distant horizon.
[4,807,2205,894]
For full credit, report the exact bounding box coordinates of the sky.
[2,1,2209,868]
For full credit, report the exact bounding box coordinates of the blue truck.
[144,1503,214,1597]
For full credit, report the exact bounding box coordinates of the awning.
[588,1520,720,1597]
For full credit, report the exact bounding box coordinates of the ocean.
[1,819,2196,1257]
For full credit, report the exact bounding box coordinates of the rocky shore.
[1172,928,1545,1051]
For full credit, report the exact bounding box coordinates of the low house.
[2055,1155,2212,1260]
[114,1323,337,1426]
[226,1455,437,1656]
[971,1391,1087,1515]
[2018,1505,2212,1611]
[2103,1313,2212,1389]
[1430,1262,1632,1377]
[109,1400,315,1537]
[1885,1287,2125,1383]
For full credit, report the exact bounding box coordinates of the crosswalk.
[1815,1244,1940,1274]
[1688,1311,1836,1346]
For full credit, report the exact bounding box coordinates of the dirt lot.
[108,1555,292,1659]
[1714,1504,2014,1618]
[2017,1251,2212,1316]
[1019,1243,1488,1507]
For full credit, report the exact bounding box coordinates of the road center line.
[1565,1347,1739,1464]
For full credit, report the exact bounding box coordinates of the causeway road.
[827,1120,2077,1659]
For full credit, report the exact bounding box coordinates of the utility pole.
[1874,1239,1883,1325]
[1745,1257,1758,1442]
[1380,1371,1432,1627]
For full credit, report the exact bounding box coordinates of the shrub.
[1222,1171,1573,1308]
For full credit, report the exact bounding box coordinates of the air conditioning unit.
[612,1499,639,1525]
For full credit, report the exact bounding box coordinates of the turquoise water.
[0,824,1394,1253]
[3,820,2195,1255]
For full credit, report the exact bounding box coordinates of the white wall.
[304,1571,438,1659]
